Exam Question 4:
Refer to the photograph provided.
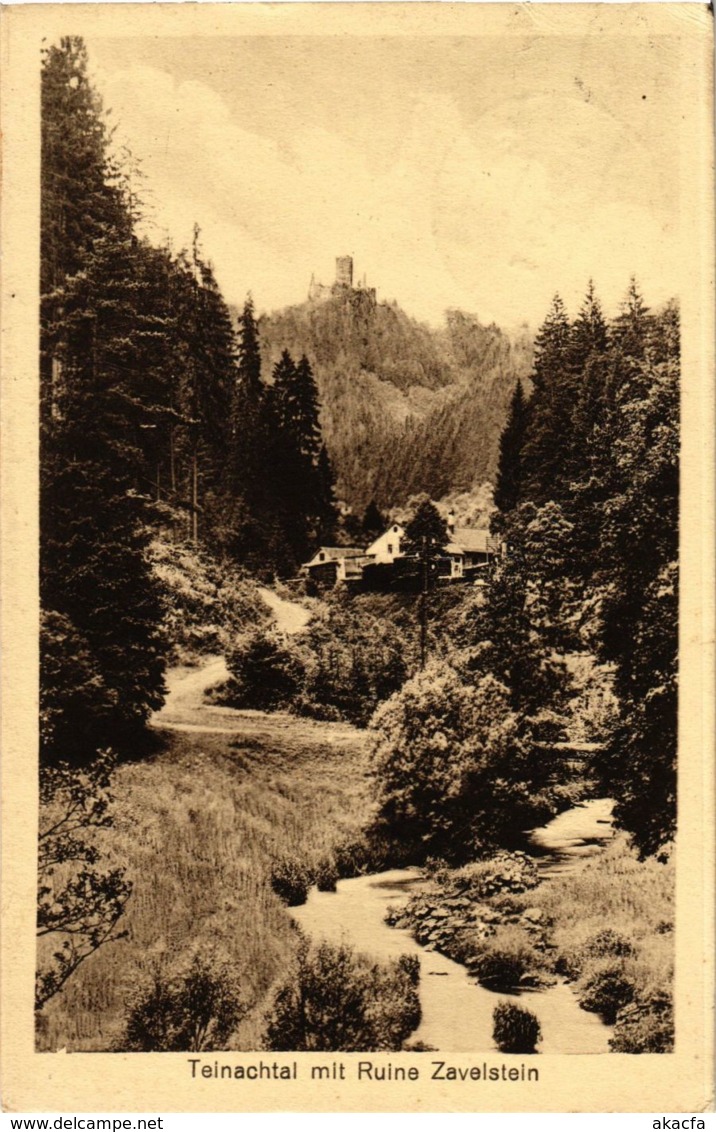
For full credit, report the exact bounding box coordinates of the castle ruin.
[308,256,376,304]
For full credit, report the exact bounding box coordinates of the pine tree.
[570,280,609,370]
[268,351,336,571]
[493,379,529,518]
[402,498,449,667]
[220,294,270,564]
[591,305,679,857]
[520,294,573,503]
[362,500,385,540]
[41,36,130,428]
[612,276,651,360]
[40,38,167,763]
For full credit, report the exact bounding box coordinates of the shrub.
[149,538,270,664]
[473,949,527,992]
[226,629,306,711]
[492,1001,541,1053]
[396,954,421,986]
[332,833,401,879]
[454,853,540,900]
[314,856,339,893]
[578,964,636,1024]
[264,940,421,1051]
[468,925,541,991]
[581,929,635,960]
[609,991,674,1053]
[118,955,245,1051]
[270,857,311,906]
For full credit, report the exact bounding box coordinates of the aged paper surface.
[1,2,714,1113]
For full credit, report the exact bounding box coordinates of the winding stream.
[291,799,616,1053]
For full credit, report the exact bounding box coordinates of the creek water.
[291,799,616,1053]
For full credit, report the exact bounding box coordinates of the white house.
[365,523,405,563]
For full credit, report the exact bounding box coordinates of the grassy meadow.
[538,833,675,1001]
[37,717,373,1052]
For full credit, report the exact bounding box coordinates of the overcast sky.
[87,32,685,329]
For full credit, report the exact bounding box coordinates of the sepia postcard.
[1,2,714,1115]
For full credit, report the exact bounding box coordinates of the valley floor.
[38,643,373,1052]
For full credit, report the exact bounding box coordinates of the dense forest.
[260,295,532,512]
[37,36,678,1056]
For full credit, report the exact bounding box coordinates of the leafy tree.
[371,661,554,862]
[226,628,306,711]
[36,751,131,1009]
[119,955,245,1051]
[296,598,409,725]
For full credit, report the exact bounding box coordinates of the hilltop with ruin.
[308,255,376,304]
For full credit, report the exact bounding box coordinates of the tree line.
[40,36,336,768]
[369,282,678,863]
[492,281,679,858]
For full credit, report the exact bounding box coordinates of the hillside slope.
[256,291,532,513]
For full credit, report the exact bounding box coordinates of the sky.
[86,31,685,329]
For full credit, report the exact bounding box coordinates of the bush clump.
[492,1001,541,1054]
[270,857,311,906]
[118,955,245,1051]
[577,964,636,1024]
[264,939,421,1051]
[332,833,403,879]
[609,991,674,1053]
[581,929,635,961]
[472,949,528,992]
[226,629,306,711]
[294,597,410,726]
[150,538,270,665]
[314,856,339,893]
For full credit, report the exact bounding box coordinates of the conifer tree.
[402,498,449,667]
[520,294,573,503]
[221,294,270,563]
[40,37,167,763]
[268,351,336,571]
[570,279,609,370]
[362,500,385,540]
[493,379,529,517]
[590,304,679,857]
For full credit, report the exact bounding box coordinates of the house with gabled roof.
[300,518,503,590]
[302,546,368,586]
[365,523,405,563]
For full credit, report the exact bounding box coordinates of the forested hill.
[253,291,533,513]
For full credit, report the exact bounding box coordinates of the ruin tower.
[335,255,353,288]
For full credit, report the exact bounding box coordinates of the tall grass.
[538,833,674,999]
[37,720,373,1052]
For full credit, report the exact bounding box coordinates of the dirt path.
[150,589,360,750]
[257,586,311,635]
